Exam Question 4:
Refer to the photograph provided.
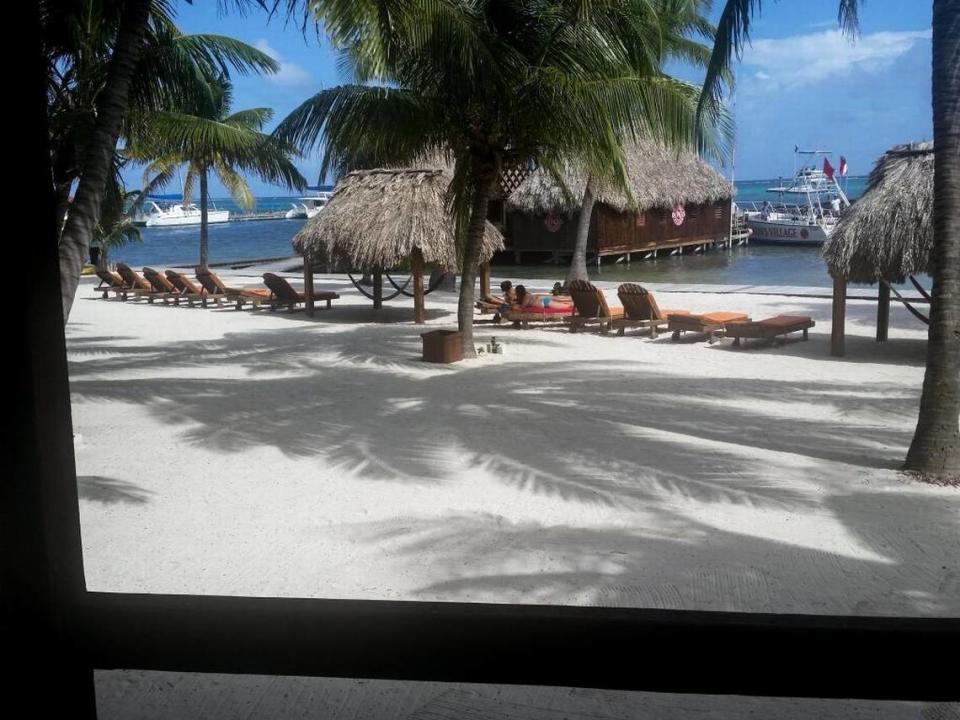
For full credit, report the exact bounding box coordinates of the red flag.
[839,156,848,177]
[823,157,835,181]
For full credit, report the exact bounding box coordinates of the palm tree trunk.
[565,177,595,289]
[199,167,210,270]
[56,0,152,323]
[54,181,73,237]
[905,0,960,480]
[457,174,495,359]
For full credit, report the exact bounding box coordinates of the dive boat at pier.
[742,149,851,245]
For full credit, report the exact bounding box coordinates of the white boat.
[743,149,850,245]
[133,201,230,227]
[284,190,332,220]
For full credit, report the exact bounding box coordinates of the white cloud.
[740,29,931,89]
[255,39,314,88]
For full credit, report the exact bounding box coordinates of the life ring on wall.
[800,228,809,239]
[544,214,563,232]
[672,203,685,226]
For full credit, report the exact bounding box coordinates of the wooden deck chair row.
[567,280,753,344]
[195,267,275,310]
[566,280,624,333]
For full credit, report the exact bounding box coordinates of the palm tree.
[91,190,142,271]
[699,0,958,481]
[45,0,282,322]
[564,0,732,288]
[277,0,708,357]
[132,76,307,269]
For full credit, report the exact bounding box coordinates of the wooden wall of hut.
[505,201,731,256]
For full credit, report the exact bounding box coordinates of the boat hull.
[143,209,231,227]
[745,217,831,245]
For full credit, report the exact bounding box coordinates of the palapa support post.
[876,280,891,342]
[303,250,315,317]
[373,268,383,310]
[412,249,425,324]
[831,275,847,357]
[478,262,491,303]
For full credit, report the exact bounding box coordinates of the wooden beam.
[373,268,383,310]
[876,280,890,342]
[15,5,97,712]
[303,251,315,317]
[478,262,491,301]
[412,249,425,324]
[831,275,847,357]
[79,592,959,701]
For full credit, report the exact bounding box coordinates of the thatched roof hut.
[293,166,504,323]
[822,142,934,357]
[823,141,933,283]
[293,167,504,270]
[507,137,732,215]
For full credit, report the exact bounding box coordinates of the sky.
[129,0,934,196]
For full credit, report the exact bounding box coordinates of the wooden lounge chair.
[668,311,751,344]
[115,262,155,299]
[612,283,690,338]
[165,270,225,308]
[195,267,275,310]
[724,315,815,347]
[497,304,575,329]
[566,280,624,333]
[476,293,505,315]
[261,272,339,312]
[94,269,131,299]
[141,267,184,304]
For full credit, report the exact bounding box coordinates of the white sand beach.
[71,271,959,719]
[69,270,958,618]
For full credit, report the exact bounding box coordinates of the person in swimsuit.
[515,285,573,310]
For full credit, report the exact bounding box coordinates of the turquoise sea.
[108,179,890,289]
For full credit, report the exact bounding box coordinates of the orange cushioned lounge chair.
[94,269,132,299]
[141,267,184,304]
[613,283,691,338]
[566,280,624,333]
[195,267,274,310]
[115,262,154,299]
[165,269,225,308]
[261,272,339,312]
[724,315,815,347]
[668,310,751,344]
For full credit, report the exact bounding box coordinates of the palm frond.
[837,0,861,38]
[696,0,758,128]
[214,160,255,209]
[223,107,273,131]
[274,84,444,178]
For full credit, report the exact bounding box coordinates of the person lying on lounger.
[482,280,517,310]
[514,285,574,310]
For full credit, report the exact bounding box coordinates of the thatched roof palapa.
[293,167,504,270]
[823,141,933,283]
[507,137,733,216]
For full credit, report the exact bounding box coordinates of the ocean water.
[107,179,892,289]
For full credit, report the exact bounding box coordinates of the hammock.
[909,275,932,302]
[885,280,929,325]
[346,272,408,302]
[385,271,447,297]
